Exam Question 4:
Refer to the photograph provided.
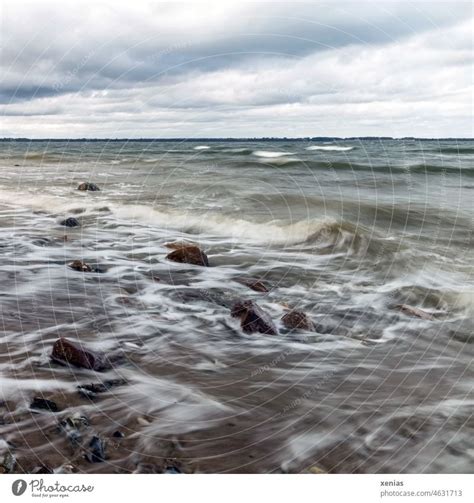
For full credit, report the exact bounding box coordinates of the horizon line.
[1,136,473,142]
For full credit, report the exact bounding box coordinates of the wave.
[223,148,254,154]
[257,157,302,166]
[194,145,210,150]
[111,204,336,245]
[110,204,389,256]
[407,164,474,176]
[306,146,354,152]
[0,184,356,248]
[437,147,474,155]
[252,151,295,158]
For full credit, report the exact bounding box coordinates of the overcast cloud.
[1,0,472,138]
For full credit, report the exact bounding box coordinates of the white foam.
[194,145,210,150]
[306,146,354,151]
[253,150,295,158]
[111,203,337,245]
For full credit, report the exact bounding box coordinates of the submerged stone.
[78,182,100,191]
[60,217,80,227]
[0,452,15,474]
[68,260,93,272]
[86,436,106,463]
[30,397,59,413]
[236,277,269,293]
[51,338,107,371]
[281,310,314,331]
[231,300,277,335]
[166,245,210,267]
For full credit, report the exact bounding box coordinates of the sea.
[0,138,473,473]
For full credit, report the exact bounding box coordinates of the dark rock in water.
[236,277,269,293]
[68,260,91,272]
[67,431,83,447]
[59,415,90,431]
[86,436,106,463]
[51,338,107,371]
[78,182,100,191]
[0,452,16,473]
[112,430,125,438]
[281,310,314,331]
[231,300,277,335]
[394,304,434,320]
[164,465,182,474]
[58,414,90,448]
[68,260,101,273]
[60,217,80,227]
[30,397,59,412]
[166,245,210,267]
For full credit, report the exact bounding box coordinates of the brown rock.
[78,182,100,191]
[231,300,277,335]
[236,277,269,293]
[281,310,314,331]
[51,338,107,371]
[166,245,209,267]
[68,260,93,272]
[394,304,434,320]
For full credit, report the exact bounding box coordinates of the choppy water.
[0,139,473,473]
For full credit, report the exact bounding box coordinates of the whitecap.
[253,151,295,158]
[306,146,354,151]
[194,145,210,150]
[111,203,339,246]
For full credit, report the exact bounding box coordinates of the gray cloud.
[1,1,472,137]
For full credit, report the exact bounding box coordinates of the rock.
[51,338,107,371]
[166,245,210,267]
[394,304,434,320]
[30,397,59,412]
[164,465,182,474]
[58,415,90,448]
[86,436,106,463]
[236,277,269,293]
[0,452,16,473]
[68,260,97,272]
[78,182,100,191]
[231,300,277,335]
[59,415,90,431]
[60,217,80,227]
[281,310,314,331]
[70,261,105,273]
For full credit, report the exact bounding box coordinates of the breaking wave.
[306,146,354,151]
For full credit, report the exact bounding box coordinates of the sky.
[1,0,473,138]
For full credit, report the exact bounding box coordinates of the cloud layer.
[1,1,473,138]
